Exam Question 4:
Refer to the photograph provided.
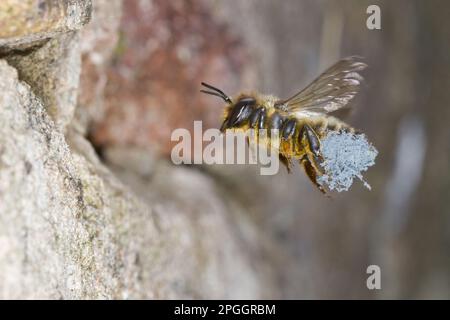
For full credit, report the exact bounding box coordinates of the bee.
[201,56,368,193]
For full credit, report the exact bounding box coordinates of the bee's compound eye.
[228,98,256,127]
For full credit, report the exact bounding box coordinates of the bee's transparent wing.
[276,57,367,114]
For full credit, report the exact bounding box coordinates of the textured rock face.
[0,60,142,298]
[0,0,93,130]
[0,1,276,299]
[0,0,92,48]
[76,0,123,133]
[5,33,82,130]
[0,51,271,300]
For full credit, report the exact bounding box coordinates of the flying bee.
[201,56,368,193]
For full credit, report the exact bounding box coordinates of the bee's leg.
[303,124,321,157]
[300,157,326,194]
[301,124,325,174]
[279,154,293,173]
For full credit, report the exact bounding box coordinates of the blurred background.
[79,0,450,298]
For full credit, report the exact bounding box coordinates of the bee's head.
[200,82,233,104]
[201,82,258,131]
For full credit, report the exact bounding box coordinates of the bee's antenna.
[200,82,232,104]
[200,89,229,101]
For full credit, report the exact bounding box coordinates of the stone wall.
[0,0,278,299]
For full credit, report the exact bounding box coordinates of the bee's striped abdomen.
[220,97,356,163]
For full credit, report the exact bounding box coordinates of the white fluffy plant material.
[317,131,378,192]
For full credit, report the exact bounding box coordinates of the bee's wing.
[276,56,367,115]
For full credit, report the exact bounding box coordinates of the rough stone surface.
[0,1,277,298]
[76,0,123,134]
[0,60,274,299]
[4,33,82,130]
[0,1,93,131]
[0,0,92,49]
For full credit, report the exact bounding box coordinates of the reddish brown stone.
[89,0,251,156]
